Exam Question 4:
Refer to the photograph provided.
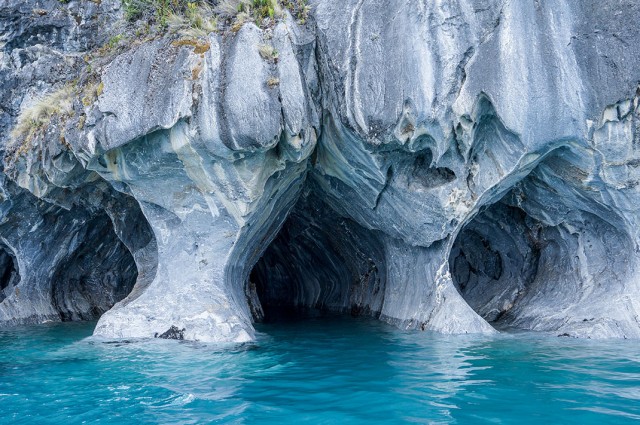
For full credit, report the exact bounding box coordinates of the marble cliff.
[2,0,640,342]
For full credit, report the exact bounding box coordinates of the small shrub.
[215,0,246,17]
[216,0,281,23]
[106,34,125,49]
[123,1,216,31]
[122,0,307,34]
[280,0,309,23]
[122,0,148,21]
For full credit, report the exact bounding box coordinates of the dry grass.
[7,84,77,164]
[122,0,308,35]
[215,0,245,17]
[10,85,75,144]
[166,2,217,38]
[267,76,279,87]
[258,43,278,61]
[216,0,282,22]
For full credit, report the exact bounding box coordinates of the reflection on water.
[1,318,639,424]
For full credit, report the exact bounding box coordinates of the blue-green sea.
[1,317,639,424]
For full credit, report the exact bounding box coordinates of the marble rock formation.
[2,0,640,341]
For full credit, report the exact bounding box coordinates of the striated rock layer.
[2,0,640,341]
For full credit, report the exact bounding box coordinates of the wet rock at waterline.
[2,0,640,341]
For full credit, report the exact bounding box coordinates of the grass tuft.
[258,43,278,61]
[11,86,75,142]
[8,85,77,162]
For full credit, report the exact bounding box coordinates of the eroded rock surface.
[2,0,640,340]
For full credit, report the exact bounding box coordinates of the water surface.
[1,317,639,424]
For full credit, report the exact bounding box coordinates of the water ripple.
[1,318,640,424]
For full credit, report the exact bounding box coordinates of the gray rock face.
[2,0,640,341]
[0,164,142,324]
[85,23,319,342]
[0,0,122,147]
[0,0,150,326]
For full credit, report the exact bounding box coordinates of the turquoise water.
[1,318,640,424]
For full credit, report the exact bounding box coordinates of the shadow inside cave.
[0,245,20,304]
[50,213,139,322]
[247,186,387,323]
[449,147,635,332]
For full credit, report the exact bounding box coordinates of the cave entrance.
[0,245,20,304]
[449,148,634,331]
[246,190,387,323]
[50,213,139,322]
[449,200,541,325]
